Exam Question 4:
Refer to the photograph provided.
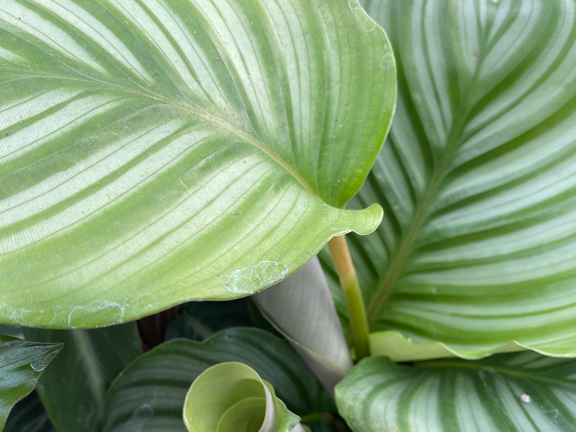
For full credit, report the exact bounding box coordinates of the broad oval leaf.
[184,362,302,432]
[336,351,576,432]
[330,0,576,357]
[103,328,333,432]
[22,324,142,432]
[0,336,61,429]
[0,0,395,328]
[254,257,353,395]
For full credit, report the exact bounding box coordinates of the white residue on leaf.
[380,53,394,70]
[67,300,125,329]
[226,261,288,294]
[348,1,376,32]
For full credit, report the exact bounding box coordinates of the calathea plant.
[0,0,576,431]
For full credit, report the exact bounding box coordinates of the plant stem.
[328,235,371,360]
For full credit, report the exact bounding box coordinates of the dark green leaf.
[0,337,61,429]
[104,328,333,432]
[23,324,142,432]
[165,299,253,342]
[4,391,55,432]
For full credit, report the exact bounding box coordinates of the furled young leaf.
[254,257,352,395]
[336,351,576,432]
[23,324,142,432]
[0,336,61,429]
[183,362,302,432]
[5,391,55,432]
[103,328,333,432]
[0,0,394,329]
[326,0,576,358]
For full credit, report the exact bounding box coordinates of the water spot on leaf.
[348,1,376,32]
[226,261,288,294]
[380,53,394,70]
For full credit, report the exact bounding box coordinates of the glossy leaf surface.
[103,328,333,432]
[0,336,61,429]
[336,351,576,432]
[254,257,352,395]
[23,323,142,432]
[184,362,301,432]
[0,0,394,329]
[332,0,576,357]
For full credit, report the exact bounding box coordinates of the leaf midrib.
[367,114,470,322]
[0,67,317,198]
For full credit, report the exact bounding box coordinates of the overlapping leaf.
[103,328,333,432]
[325,0,576,357]
[0,0,395,329]
[0,336,61,429]
[336,351,576,432]
[23,324,142,432]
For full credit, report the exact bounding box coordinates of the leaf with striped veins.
[324,0,576,359]
[336,351,576,432]
[0,0,395,328]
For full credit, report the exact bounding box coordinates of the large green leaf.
[335,351,576,432]
[0,0,394,329]
[254,257,352,395]
[23,324,142,432]
[0,336,61,429]
[103,328,333,432]
[183,362,302,432]
[329,0,576,357]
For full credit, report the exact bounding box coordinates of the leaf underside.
[0,0,394,328]
[330,0,576,358]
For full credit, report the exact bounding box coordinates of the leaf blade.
[335,351,576,432]
[0,337,61,429]
[336,0,576,357]
[103,328,333,432]
[0,0,394,328]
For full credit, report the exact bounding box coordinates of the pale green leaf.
[0,336,61,429]
[184,362,301,432]
[254,257,352,395]
[328,0,576,358]
[103,328,333,432]
[369,330,530,362]
[336,351,576,432]
[23,324,142,432]
[0,0,394,329]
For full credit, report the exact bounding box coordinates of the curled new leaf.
[183,362,304,432]
[254,257,352,395]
